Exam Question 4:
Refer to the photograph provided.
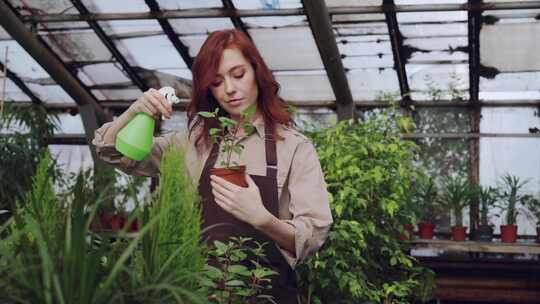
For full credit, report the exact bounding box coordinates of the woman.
[93,29,332,302]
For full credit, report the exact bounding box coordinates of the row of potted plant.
[409,174,540,243]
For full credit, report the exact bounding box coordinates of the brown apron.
[198,124,298,303]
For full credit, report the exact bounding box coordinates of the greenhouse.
[1,0,540,303]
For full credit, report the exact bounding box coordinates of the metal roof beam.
[144,0,193,69]
[302,0,354,120]
[8,100,540,112]
[22,2,540,23]
[221,0,252,40]
[71,0,149,92]
[383,0,411,105]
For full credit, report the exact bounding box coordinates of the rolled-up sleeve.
[280,140,333,268]
[92,122,181,178]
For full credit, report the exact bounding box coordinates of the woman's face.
[210,48,259,121]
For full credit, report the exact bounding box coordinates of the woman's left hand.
[210,174,272,228]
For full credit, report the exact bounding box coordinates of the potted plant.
[198,105,256,187]
[473,185,500,242]
[497,174,529,243]
[523,194,540,243]
[414,175,442,239]
[439,176,471,241]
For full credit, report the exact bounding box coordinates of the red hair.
[187,29,292,152]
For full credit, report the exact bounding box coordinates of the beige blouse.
[92,116,333,268]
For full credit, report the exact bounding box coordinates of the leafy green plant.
[202,237,277,304]
[0,151,207,304]
[299,108,434,303]
[414,174,442,224]
[476,185,500,226]
[198,105,256,168]
[135,143,207,302]
[498,174,529,226]
[0,103,60,215]
[439,176,472,227]
[523,194,540,227]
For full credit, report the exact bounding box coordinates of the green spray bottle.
[115,87,180,161]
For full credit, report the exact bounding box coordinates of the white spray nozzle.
[158,86,180,120]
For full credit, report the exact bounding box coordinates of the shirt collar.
[252,115,265,138]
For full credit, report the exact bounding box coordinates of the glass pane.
[0,41,49,78]
[480,137,540,235]
[407,64,469,100]
[54,113,85,134]
[347,69,400,100]
[157,0,222,9]
[480,71,540,93]
[274,71,335,101]
[243,16,307,28]
[8,0,77,14]
[325,0,381,6]
[169,18,234,35]
[81,0,149,13]
[40,31,113,62]
[1,79,31,101]
[116,35,187,69]
[338,35,392,56]
[413,107,471,133]
[28,84,75,103]
[179,34,207,58]
[233,0,301,9]
[397,11,467,23]
[48,145,94,175]
[396,0,465,3]
[480,22,540,72]
[98,20,162,35]
[248,26,323,70]
[92,88,141,101]
[480,107,539,134]
[78,63,131,85]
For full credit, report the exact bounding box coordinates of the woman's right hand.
[128,88,173,119]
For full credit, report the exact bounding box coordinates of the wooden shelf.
[410,239,540,255]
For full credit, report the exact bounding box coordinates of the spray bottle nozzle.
[158,86,180,120]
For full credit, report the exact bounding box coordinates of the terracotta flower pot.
[474,225,494,242]
[418,222,435,240]
[451,225,467,241]
[110,214,125,231]
[210,165,248,187]
[500,225,518,243]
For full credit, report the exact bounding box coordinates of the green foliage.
[134,143,206,302]
[299,109,434,303]
[412,174,443,223]
[198,105,256,168]
[476,186,500,226]
[0,152,206,304]
[439,176,473,227]
[202,237,277,304]
[523,194,540,226]
[0,103,60,213]
[498,174,529,226]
